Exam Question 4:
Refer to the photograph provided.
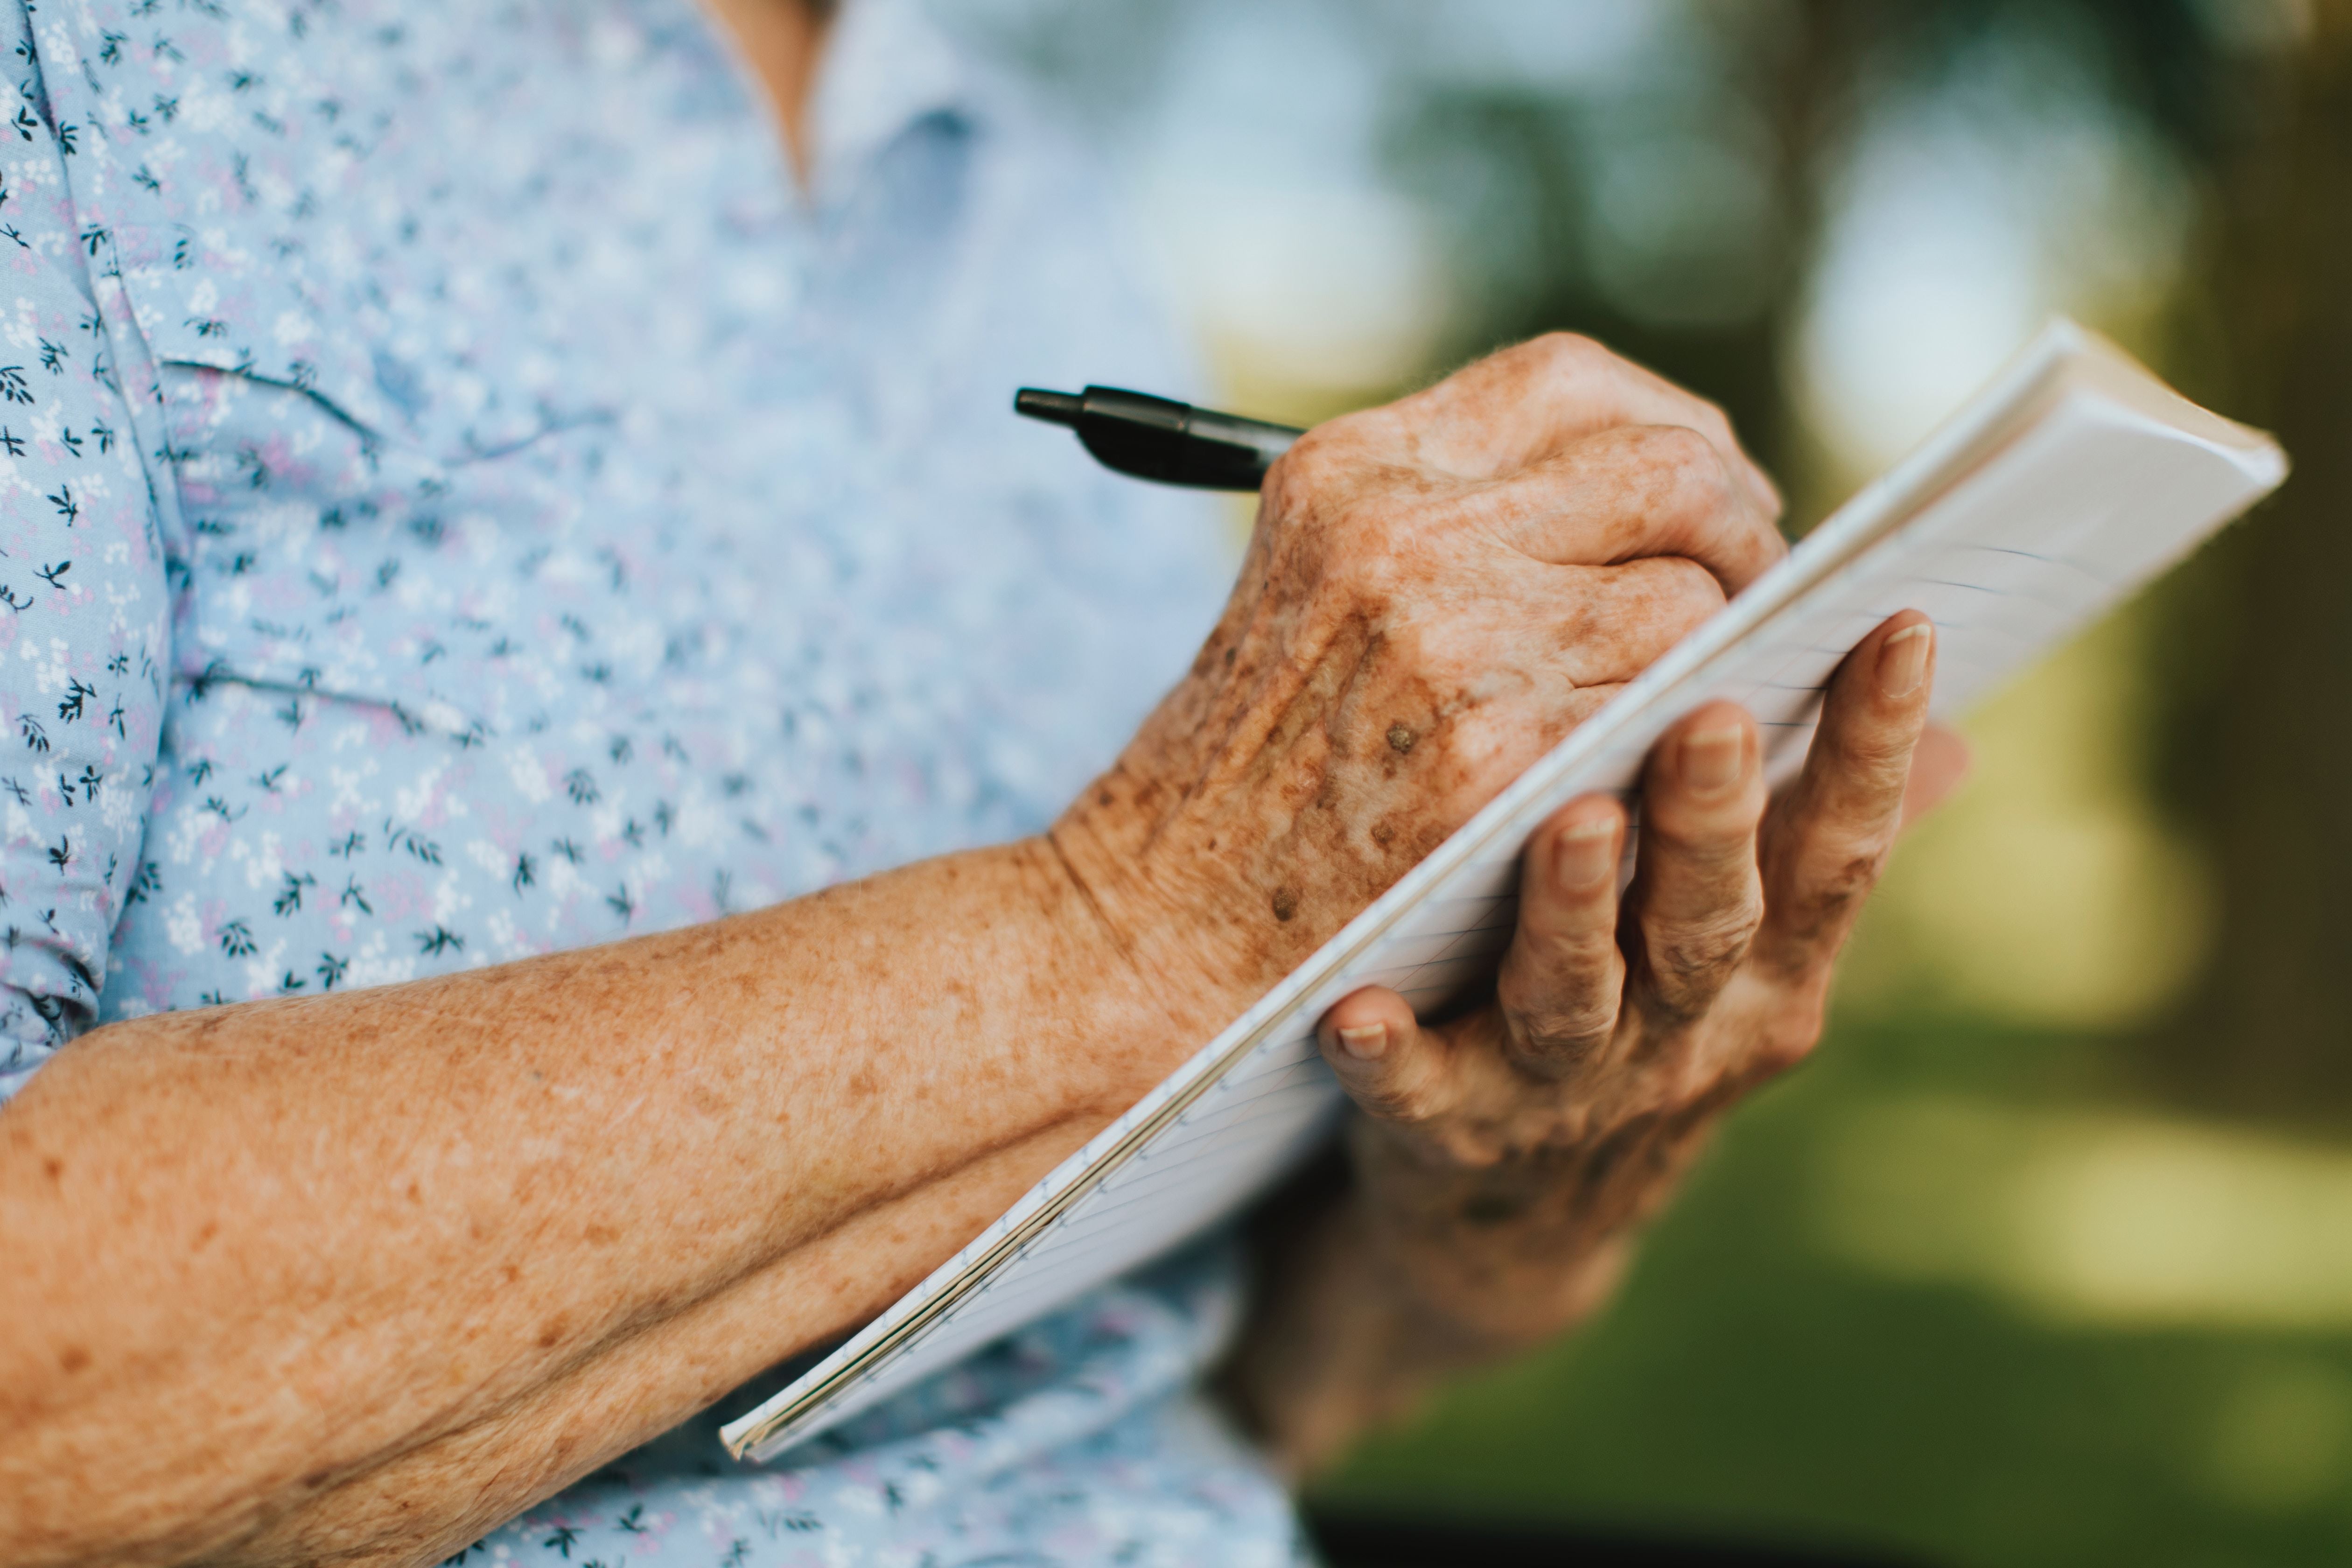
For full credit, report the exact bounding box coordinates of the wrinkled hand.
[1315,613,1970,1346]
[1053,335,1788,1043]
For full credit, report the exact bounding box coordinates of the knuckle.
[1650,786,1766,850]
[1515,1003,1617,1072]
[1645,901,1761,995]
[1840,729,1925,790]
[1777,843,1887,947]
[1330,1036,1454,1127]
[1574,558,1723,657]
[1827,682,1928,756]
[1357,1071,1447,1128]
[1501,332,1622,407]
[1498,949,1622,1060]
[1527,330,1606,375]
[1636,425,1736,522]
[1522,917,1623,980]
[1262,424,1356,511]
[1652,555,1729,630]
[1625,419,1712,471]
[1811,842,1889,906]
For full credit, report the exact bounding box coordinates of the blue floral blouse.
[0,0,1309,1561]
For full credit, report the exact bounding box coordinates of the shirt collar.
[808,0,982,200]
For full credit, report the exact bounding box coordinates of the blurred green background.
[941,1,2352,1561]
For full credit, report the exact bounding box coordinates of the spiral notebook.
[721,320,2287,1462]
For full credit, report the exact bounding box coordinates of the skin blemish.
[42,1156,62,1180]
[1386,721,1417,754]
[1271,887,1299,922]
[60,1345,91,1374]
[1459,1192,1528,1226]
[1371,821,1396,848]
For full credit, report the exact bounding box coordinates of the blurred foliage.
[2146,0,2352,1119]
[1311,1011,2352,1564]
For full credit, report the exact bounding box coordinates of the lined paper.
[724,322,2287,1462]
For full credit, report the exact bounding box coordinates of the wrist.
[1043,755,1289,1043]
[1007,830,1239,1122]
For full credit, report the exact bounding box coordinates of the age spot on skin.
[1386,721,1417,755]
[1271,887,1300,922]
[59,1345,91,1374]
[1371,821,1396,847]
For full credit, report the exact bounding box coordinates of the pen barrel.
[1176,408,1302,490]
[1014,384,1305,491]
[1071,387,1300,491]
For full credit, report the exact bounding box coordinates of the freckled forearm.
[0,837,1204,1568]
[200,1131,1086,1568]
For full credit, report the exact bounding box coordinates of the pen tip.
[1014,388,1085,427]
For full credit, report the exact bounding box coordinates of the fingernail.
[1336,1023,1388,1061]
[1554,817,1617,891]
[1680,726,1744,796]
[1877,623,1932,699]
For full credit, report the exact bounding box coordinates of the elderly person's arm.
[6,337,1798,1568]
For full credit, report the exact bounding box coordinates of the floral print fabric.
[0,0,1306,1561]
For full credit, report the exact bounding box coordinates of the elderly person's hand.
[1054,336,1973,1474]
[1227,624,1970,1474]
[1053,334,1791,1031]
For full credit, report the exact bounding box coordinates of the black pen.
[1013,385,1303,491]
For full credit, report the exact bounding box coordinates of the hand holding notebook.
[1043,333,1798,1052]
[727,321,2285,1461]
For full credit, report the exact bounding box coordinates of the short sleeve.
[0,7,171,1099]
